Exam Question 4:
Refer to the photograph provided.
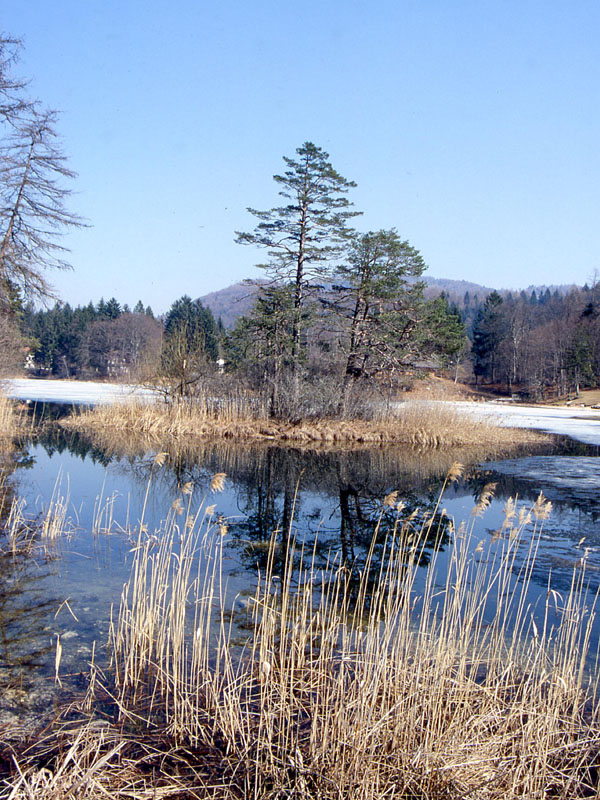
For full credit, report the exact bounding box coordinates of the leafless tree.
[0,36,84,309]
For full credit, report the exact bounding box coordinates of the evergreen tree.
[161,296,218,396]
[424,294,468,368]
[327,229,426,413]
[471,291,506,384]
[103,297,122,319]
[96,298,107,317]
[236,142,360,382]
[227,284,295,416]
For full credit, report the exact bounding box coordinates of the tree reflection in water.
[27,424,586,616]
[227,448,452,605]
[66,434,462,600]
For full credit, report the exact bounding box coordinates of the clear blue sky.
[3,0,599,312]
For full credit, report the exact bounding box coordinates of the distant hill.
[199,278,580,328]
[424,277,495,295]
[199,281,264,327]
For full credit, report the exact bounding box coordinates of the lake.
[1,407,599,732]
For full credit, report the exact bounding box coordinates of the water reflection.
[226,448,453,602]
[0,546,55,682]
[0,449,56,702]
[3,420,598,713]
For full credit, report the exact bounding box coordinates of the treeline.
[22,299,161,378]
[18,282,463,404]
[20,296,226,382]
[21,281,598,406]
[470,285,600,399]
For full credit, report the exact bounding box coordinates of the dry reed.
[0,392,23,448]
[7,468,599,798]
[61,397,547,452]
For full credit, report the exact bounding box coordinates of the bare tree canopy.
[0,34,84,308]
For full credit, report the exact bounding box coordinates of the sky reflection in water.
[2,429,599,720]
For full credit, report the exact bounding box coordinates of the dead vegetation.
[3,468,600,799]
[0,393,24,448]
[60,396,548,453]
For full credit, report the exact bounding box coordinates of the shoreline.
[58,397,551,454]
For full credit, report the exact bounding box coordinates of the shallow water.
[1,425,600,729]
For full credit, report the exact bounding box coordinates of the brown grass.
[61,397,548,453]
[0,392,23,448]
[4,471,600,798]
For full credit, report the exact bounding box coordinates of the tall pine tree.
[236,142,360,386]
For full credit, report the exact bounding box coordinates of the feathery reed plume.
[447,460,464,482]
[210,472,226,492]
[533,490,552,520]
[384,490,398,507]
[472,481,497,517]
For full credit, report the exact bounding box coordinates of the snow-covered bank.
[447,401,600,447]
[2,378,156,406]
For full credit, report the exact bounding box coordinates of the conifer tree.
[471,291,506,384]
[327,229,426,413]
[236,142,360,381]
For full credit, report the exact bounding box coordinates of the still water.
[1,418,599,727]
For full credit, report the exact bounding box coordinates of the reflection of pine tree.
[227,448,452,606]
[229,450,303,582]
[335,480,451,605]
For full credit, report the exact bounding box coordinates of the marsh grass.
[61,396,547,452]
[0,392,23,447]
[6,467,600,799]
[0,475,73,562]
[39,473,72,544]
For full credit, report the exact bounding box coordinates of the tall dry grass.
[0,392,22,447]
[62,396,547,452]
[107,475,600,798]
[7,467,598,798]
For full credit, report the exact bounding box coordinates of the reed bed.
[6,467,600,799]
[0,392,23,448]
[39,473,71,544]
[61,396,547,452]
